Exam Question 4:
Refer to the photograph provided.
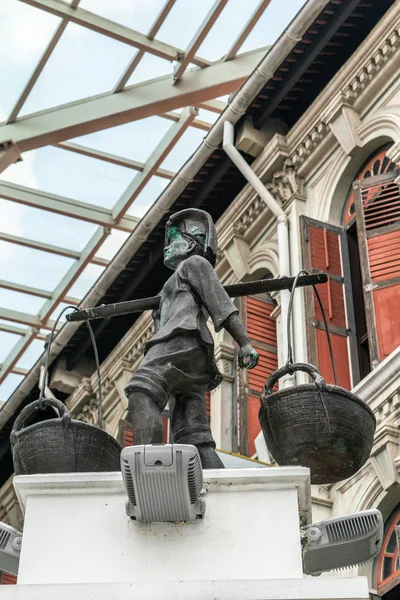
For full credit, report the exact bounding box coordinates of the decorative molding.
[342,28,400,105]
[266,158,304,204]
[291,122,329,167]
[290,20,400,168]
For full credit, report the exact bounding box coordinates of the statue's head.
[164,209,217,271]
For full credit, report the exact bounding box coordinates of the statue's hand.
[152,308,161,333]
[239,344,259,369]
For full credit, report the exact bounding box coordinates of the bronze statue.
[124,209,259,468]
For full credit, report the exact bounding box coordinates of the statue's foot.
[197,444,225,469]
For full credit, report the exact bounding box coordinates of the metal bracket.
[364,283,377,292]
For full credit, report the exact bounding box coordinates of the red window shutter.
[161,416,169,444]
[301,217,352,390]
[124,426,134,447]
[245,296,278,456]
[1,572,17,584]
[354,171,400,362]
[205,391,211,421]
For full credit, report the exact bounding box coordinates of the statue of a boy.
[125,209,259,468]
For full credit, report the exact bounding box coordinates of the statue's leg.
[128,392,163,444]
[171,386,224,469]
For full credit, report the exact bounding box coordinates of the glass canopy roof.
[0,0,307,402]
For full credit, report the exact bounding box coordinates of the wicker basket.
[259,363,376,484]
[11,398,122,475]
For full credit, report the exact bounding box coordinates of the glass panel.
[126,177,168,218]
[126,54,173,86]
[47,302,82,324]
[0,0,61,117]
[96,231,130,260]
[2,147,134,208]
[0,199,98,252]
[0,374,24,403]
[160,128,205,171]
[68,264,105,299]
[0,289,45,315]
[240,0,308,54]
[387,531,398,554]
[197,0,259,61]
[15,339,45,371]
[198,108,219,125]
[383,556,394,580]
[21,22,134,115]
[0,243,73,289]
[156,0,216,49]
[0,332,19,363]
[71,116,172,164]
[79,0,167,34]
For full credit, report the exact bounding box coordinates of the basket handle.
[11,398,69,438]
[261,362,326,401]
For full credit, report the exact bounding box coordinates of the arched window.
[375,505,400,596]
[343,145,398,226]
[301,145,400,388]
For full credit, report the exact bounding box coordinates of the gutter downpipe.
[0,0,329,427]
[223,121,291,388]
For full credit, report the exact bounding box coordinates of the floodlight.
[0,522,22,576]
[302,509,383,576]
[121,444,205,523]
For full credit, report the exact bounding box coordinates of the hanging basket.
[11,398,122,475]
[259,363,376,484]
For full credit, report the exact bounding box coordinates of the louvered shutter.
[205,391,211,423]
[242,295,278,457]
[0,572,17,584]
[301,217,354,389]
[353,170,400,364]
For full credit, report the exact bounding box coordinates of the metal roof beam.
[224,0,272,60]
[114,0,177,92]
[0,142,22,174]
[0,280,79,305]
[38,227,110,322]
[0,48,266,153]
[112,107,196,221]
[54,142,176,180]
[6,0,81,124]
[0,231,109,267]
[173,0,229,82]
[0,182,139,232]
[0,308,55,331]
[0,329,38,384]
[0,322,46,341]
[20,0,209,68]
[0,365,29,377]
[197,99,227,113]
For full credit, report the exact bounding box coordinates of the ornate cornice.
[289,17,400,169]
[266,158,304,204]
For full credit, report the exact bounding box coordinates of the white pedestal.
[5,467,368,600]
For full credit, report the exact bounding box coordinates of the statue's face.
[164,227,192,270]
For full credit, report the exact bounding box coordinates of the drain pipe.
[223,121,291,385]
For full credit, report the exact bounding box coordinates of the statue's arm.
[223,314,259,369]
[181,256,259,369]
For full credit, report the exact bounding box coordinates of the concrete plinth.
[6,467,368,599]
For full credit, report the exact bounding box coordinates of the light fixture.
[302,509,383,576]
[121,444,205,523]
[0,522,22,576]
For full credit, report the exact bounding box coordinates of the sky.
[0,0,307,402]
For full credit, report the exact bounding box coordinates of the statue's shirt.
[146,255,238,355]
